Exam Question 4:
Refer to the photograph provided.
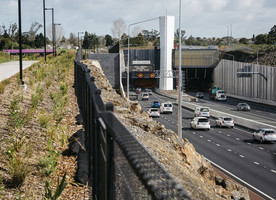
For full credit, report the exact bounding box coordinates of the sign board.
[130,65,153,72]
[132,60,151,65]
[237,66,252,77]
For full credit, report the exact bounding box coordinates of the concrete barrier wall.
[213,59,276,102]
[88,53,120,89]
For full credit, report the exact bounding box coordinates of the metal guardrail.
[74,59,191,200]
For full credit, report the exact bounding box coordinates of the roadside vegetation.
[0,51,89,199]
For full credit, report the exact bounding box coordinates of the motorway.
[138,92,276,200]
[187,92,276,127]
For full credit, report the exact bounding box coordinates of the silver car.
[215,116,234,128]
[190,117,210,130]
[148,108,160,118]
[252,128,276,143]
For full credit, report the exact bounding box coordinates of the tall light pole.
[178,0,183,138]
[127,17,159,98]
[45,8,54,56]
[18,0,23,85]
[43,0,46,62]
[54,23,61,56]
[78,32,84,48]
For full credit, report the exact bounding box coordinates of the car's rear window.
[154,101,159,103]
[198,118,209,122]
[164,104,172,107]
[151,109,158,112]
[265,130,275,134]
[224,118,232,121]
[200,108,209,112]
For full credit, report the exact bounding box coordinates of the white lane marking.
[259,147,264,150]
[200,135,203,138]
[207,139,212,142]
[226,134,231,137]
[234,127,252,135]
[254,162,260,165]
[205,158,275,200]
[239,155,245,158]
[247,143,252,145]
[216,144,221,147]
[192,132,196,135]
[271,170,276,174]
[168,119,171,122]
[227,149,232,152]
[172,121,175,124]
[218,131,222,133]
[236,138,240,141]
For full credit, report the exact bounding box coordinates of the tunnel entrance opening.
[185,68,214,92]
[134,78,157,89]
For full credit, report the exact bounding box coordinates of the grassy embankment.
[0,51,79,199]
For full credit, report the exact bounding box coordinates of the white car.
[145,88,153,95]
[141,93,149,100]
[252,128,276,143]
[190,117,210,130]
[160,102,173,114]
[215,116,234,128]
[194,107,210,118]
[148,108,160,118]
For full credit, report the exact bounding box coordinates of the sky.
[0,0,276,39]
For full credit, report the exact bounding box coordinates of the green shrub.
[8,98,27,129]
[39,140,60,176]
[44,173,68,200]
[7,153,28,187]
[38,111,51,129]
[0,79,10,93]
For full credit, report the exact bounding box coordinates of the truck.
[209,86,227,101]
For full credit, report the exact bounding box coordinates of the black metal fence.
[74,59,191,200]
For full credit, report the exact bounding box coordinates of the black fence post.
[105,103,115,200]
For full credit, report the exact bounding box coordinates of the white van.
[160,102,173,114]
[194,106,210,118]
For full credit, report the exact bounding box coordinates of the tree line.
[1,19,276,52]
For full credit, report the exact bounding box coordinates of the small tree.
[111,18,126,40]
[268,25,276,44]
[105,34,114,47]
[255,34,267,44]
[174,28,186,44]
[239,37,249,44]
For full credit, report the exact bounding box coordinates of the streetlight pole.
[78,32,84,48]
[43,0,46,62]
[54,23,61,56]
[127,17,159,98]
[45,8,54,56]
[178,0,183,138]
[18,0,23,85]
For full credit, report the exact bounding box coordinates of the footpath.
[0,61,39,81]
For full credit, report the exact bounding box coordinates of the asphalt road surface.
[0,61,38,81]
[139,92,276,200]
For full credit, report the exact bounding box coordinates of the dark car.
[196,92,204,99]
[237,103,250,111]
[152,100,160,108]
